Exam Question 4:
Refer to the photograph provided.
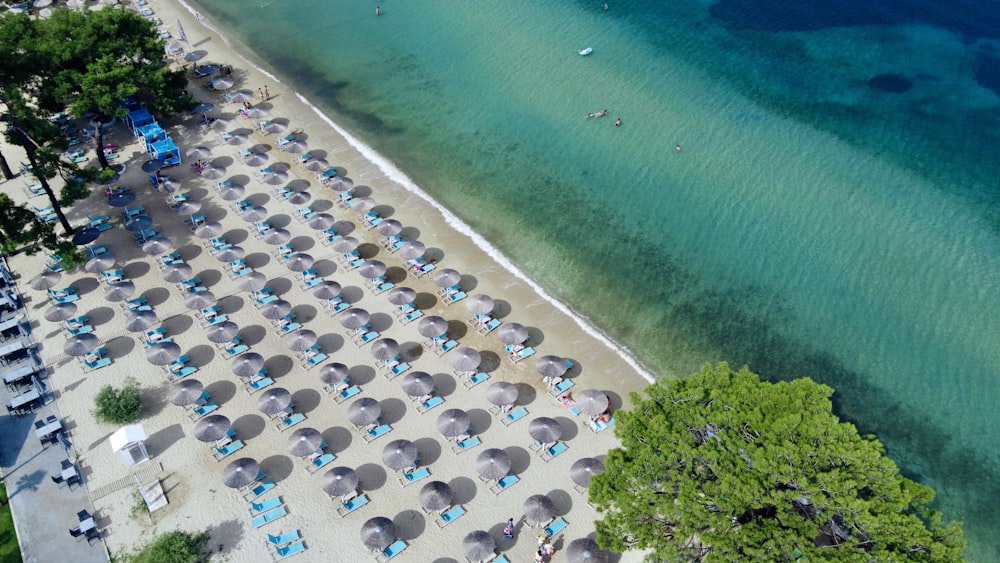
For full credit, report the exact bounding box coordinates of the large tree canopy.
[590,363,965,562]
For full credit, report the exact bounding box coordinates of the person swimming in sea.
[586,112,595,119]
[614,118,622,127]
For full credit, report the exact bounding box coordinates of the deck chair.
[544,516,569,538]
[245,480,276,501]
[416,395,444,413]
[376,539,408,562]
[307,452,336,474]
[362,423,392,443]
[250,496,283,515]
[212,440,245,461]
[336,493,369,517]
[272,540,306,559]
[274,412,306,432]
[541,441,568,462]
[489,474,520,495]
[501,406,528,426]
[251,506,288,529]
[333,385,361,403]
[589,416,616,433]
[398,467,431,488]
[450,436,482,454]
[462,372,490,389]
[434,505,466,528]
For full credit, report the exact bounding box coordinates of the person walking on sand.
[503,517,514,538]
[258,87,265,100]
[264,85,270,100]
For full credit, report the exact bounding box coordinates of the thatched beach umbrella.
[304,157,329,171]
[231,352,264,377]
[262,171,289,186]
[146,342,182,365]
[104,281,135,302]
[193,221,224,239]
[263,228,291,245]
[162,262,194,283]
[381,439,417,471]
[319,363,350,386]
[360,517,395,551]
[168,378,204,406]
[285,329,317,351]
[339,308,370,330]
[241,206,268,222]
[206,321,240,343]
[45,302,77,322]
[257,387,292,416]
[330,236,360,254]
[536,355,569,379]
[323,466,359,497]
[186,146,212,160]
[142,237,172,255]
[225,133,249,146]
[219,183,246,201]
[332,221,356,236]
[449,347,481,372]
[312,280,342,300]
[237,271,268,292]
[398,241,425,261]
[524,494,556,526]
[64,333,99,356]
[433,268,461,288]
[222,457,260,489]
[210,77,233,91]
[124,215,153,232]
[246,106,269,119]
[282,140,308,154]
[463,530,496,563]
[215,246,245,262]
[308,213,335,230]
[475,448,511,481]
[124,310,158,332]
[285,253,314,272]
[485,382,518,407]
[194,414,231,442]
[258,300,292,320]
[400,371,434,398]
[566,538,608,563]
[327,177,354,192]
[287,191,312,205]
[370,338,399,362]
[465,294,494,316]
[244,152,269,167]
[200,165,227,180]
[349,197,375,213]
[570,457,605,489]
[30,270,61,290]
[227,90,253,104]
[172,199,203,216]
[184,291,216,310]
[436,408,470,438]
[529,417,562,443]
[386,287,416,306]
[287,427,323,457]
[575,389,610,417]
[497,323,528,345]
[347,397,380,427]
[418,316,448,339]
[263,121,288,135]
[376,219,402,236]
[107,191,136,207]
[419,481,453,513]
[85,254,116,273]
[357,260,386,280]
[210,118,233,132]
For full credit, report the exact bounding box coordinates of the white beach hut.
[110,424,150,466]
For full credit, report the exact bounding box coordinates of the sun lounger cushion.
[365,424,392,441]
[338,385,361,400]
[277,412,306,430]
[267,530,301,547]
[503,406,528,425]
[418,396,444,412]
[452,436,481,453]
[214,440,245,459]
[543,441,568,461]
[274,540,306,559]
[224,344,250,357]
[390,362,410,376]
[544,516,568,537]
[490,474,520,495]
[247,481,275,499]
[380,539,408,560]
[437,505,466,527]
[311,453,335,470]
[399,467,430,487]
[251,496,283,514]
[84,357,112,370]
[251,505,287,528]
[338,494,369,515]
[590,416,616,433]
[463,372,490,388]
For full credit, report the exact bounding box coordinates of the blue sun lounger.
[376,539,408,561]
[213,440,245,461]
[362,423,392,443]
[273,540,306,559]
[267,530,300,548]
[462,372,490,389]
[450,436,482,454]
[251,505,287,528]
[434,505,466,528]
[489,473,520,495]
[306,452,336,474]
[275,412,306,432]
[416,395,444,414]
[245,480,275,500]
[541,441,568,462]
[250,496,283,515]
[336,493,369,517]
[398,467,431,488]
[501,406,528,426]
[590,416,616,433]
[333,385,361,403]
[544,516,569,538]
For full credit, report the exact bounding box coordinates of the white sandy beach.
[3,1,649,560]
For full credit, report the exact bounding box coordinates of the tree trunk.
[0,148,13,181]
[93,119,110,170]
[19,136,74,236]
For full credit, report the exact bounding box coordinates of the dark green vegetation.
[0,481,22,563]
[125,530,209,563]
[0,7,189,259]
[93,378,142,425]
[590,363,965,562]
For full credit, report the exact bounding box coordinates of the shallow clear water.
[193,0,1000,557]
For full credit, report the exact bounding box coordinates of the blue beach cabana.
[125,108,155,134]
[137,123,166,145]
[150,138,181,167]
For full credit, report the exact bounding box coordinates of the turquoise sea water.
[190,0,1000,558]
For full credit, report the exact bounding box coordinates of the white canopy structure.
[110,424,149,466]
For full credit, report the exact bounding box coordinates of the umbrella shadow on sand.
[263,355,294,379]
[432,373,457,397]
[86,306,116,327]
[349,364,377,386]
[448,476,479,505]
[393,509,426,541]
[505,446,533,475]
[317,333,344,354]
[260,454,294,483]
[232,414,266,440]
[356,462,388,492]
[72,277,99,296]
[322,426,353,454]
[478,352,503,373]
[122,261,151,280]
[413,438,443,466]
[240,325,268,346]
[378,398,408,425]
[205,380,238,407]
[467,408,493,435]
[105,335,135,360]
[514,384,537,406]
[555,416,580,441]
[290,388,322,414]
[145,423,184,456]
[162,314,195,338]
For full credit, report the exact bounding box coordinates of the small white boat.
[579,47,593,56]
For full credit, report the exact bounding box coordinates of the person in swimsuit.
[614,118,622,127]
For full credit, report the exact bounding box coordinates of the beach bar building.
[110,424,150,466]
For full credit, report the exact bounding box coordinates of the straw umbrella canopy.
[360,517,395,551]
[193,221,224,239]
[107,191,136,207]
[398,241,426,261]
[194,414,231,442]
[485,382,518,407]
[124,214,153,232]
[210,118,233,132]
[219,183,246,201]
[225,133,249,146]
[125,310,158,332]
[327,177,354,192]
[258,299,292,320]
[210,77,234,90]
[339,308,370,330]
[418,316,448,339]
[307,213,336,230]
[244,152,269,167]
[200,165,227,180]
[206,321,240,343]
[287,427,323,457]
[287,191,312,205]
[246,106,269,119]
[529,417,562,443]
[85,254,116,273]
[146,342,182,365]
[45,302,77,322]
[71,227,100,246]
[311,280,342,299]
[419,481,453,513]
[330,236,360,253]
[257,387,292,416]
[570,457,605,489]
[347,397,380,426]
[231,352,264,376]
[282,140,308,154]
[475,448,511,481]
[184,291,216,310]
[222,457,260,489]
[285,329,317,351]
[465,294,494,316]
[285,253,314,272]
[186,146,212,160]
[241,206,268,222]
[162,262,194,283]
[463,530,496,562]
[304,157,329,171]
[173,199,203,216]
[142,237,172,255]
[168,378,204,406]
[575,389,610,417]
[215,246,245,262]
[436,408,470,438]
[433,268,461,288]
[64,333,99,356]
[386,286,416,306]
[319,363,350,386]
[263,228,291,245]
[449,347,481,372]
[381,439,417,471]
[566,538,608,563]
[29,270,61,290]
[227,90,253,104]
[323,466,359,497]
[400,371,434,398]
[357,260,386,279]
[497,323,529,345]
[333,221,356,236]
[370,338,399,362]
[263,121,288,134]
[262,171,289,185]
[376,219,403,237]
[349,197,375,213]
[536,355,569,379]
[104,281,135,302]
[524,494,557,525]
[237,271,268,291]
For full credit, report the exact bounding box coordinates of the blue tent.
[149,138,180,167]
[125,108,155,134]
[137,123,166,145]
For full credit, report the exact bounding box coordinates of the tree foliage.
[128,530,209,563]
[93,378,142,425]
[590,363,965,562]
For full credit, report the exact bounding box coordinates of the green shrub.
[129,530,209,563]
[93,378,142,424]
